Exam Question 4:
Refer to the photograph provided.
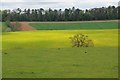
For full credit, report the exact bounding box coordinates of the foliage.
[1,6,118,21]
[69,33,94,47]
[5,21,20,32]
[4,20,12,32]
[5,20,12,28]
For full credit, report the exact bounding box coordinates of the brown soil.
[11,22,36,31]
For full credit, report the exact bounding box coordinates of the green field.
[30,22,118,30]
[0,22,9,32]
[2,47,118,78]
[2,25,118,78]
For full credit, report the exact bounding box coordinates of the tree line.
[1,6,119,21]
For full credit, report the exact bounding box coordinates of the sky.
[0,0,120,10]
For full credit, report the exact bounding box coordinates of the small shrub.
[5,20,21,31]
[85,51,87,53]
[5,20,12,28]
[69,33,94,47]
[12,22,21,31]
[4,28,11,32]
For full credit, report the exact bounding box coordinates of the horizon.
[0,0,119,10]
[0,5,119,11]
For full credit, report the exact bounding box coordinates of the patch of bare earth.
[12,22,36,31]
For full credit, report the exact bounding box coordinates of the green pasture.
[2,29,118,78]
[0,22,2,78]
[2,47,118,78]
[30,22,118,30]
[0,22,8,32]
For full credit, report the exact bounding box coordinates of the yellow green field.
[2,28,118,78]
[2,29,118,48]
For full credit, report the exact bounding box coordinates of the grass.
[0,22,2,78]
[0,22,8,32]
[2,47,118,78]
[30,22,118,30]
[2,29,118,78]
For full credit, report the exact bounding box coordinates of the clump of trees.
[69,33,94,47]
[5,20,20,32]
[1,6,119,22]
[4,20,12,32]
[5,20,12,28]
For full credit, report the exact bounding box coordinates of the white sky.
[0,0,119,10]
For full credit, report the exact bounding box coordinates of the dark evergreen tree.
[1,6,118,21]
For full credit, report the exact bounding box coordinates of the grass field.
[2,26,118,78]
[0,42,1,79]
[2,47,118,78]
[0,22,8,32]
[30,22,118,30]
